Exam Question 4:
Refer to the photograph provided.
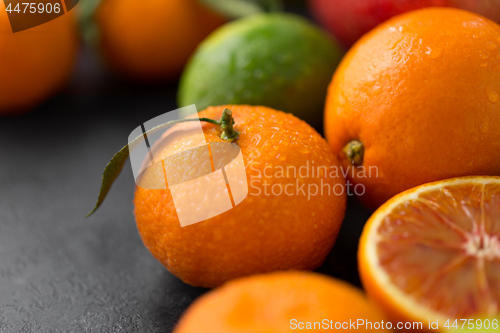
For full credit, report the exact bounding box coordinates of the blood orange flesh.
[360,177,500,322]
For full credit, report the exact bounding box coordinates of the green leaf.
[86,117,221,218]
[198,0,283,19]
[85,144,129,217]
[77,0,102,45]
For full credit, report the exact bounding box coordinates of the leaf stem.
[86,109,239,217]
[197,0,283,19]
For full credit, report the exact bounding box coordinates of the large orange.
[324,8,500,209]
[94,0,225,80]
[0,4,78,114]
[359,176,500,330]
[174,271,390,333]
[134,105,346,288]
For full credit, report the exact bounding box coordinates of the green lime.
[177,13,343,130]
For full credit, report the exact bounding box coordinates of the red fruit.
[310,0,500,48]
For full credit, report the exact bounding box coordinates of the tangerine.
[174,271,389,333]
[0,5,78,114]
[134,105,346,287]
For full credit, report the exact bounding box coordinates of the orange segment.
[359,177,500,326]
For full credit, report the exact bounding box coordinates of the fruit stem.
[219,108,240,142]
[343,140,364,167]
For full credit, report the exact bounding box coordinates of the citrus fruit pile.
[82,3,500,333]
[6,0,500,329]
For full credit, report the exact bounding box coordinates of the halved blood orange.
[359,176,500,328]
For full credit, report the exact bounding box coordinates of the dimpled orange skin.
[324,8,500,209]
[134,105,347,288]
[95,0,225,81]
[0,4,78,114]
[173,271,390,333]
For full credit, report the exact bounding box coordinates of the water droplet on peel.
[486,87,499,103]
[480,118,489,133]
[299,147,310,154]
[388,27,396,33]
[338,94,345,106]
[487,42,498,50]
[425,47,441,59]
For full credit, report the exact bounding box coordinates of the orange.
[324,8,500,209]
[359,176,500,330]
[173,271,390,333]
[0,4,79,114]
[94,0,225,81]
[134,105,346,288]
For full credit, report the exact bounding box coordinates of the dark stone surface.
[0,3,372,332]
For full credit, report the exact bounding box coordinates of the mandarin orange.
[134,105,346,287]
[94,0,225,80]
[174,271,389,333]
[0,4,78,114]
[324,8,500,209]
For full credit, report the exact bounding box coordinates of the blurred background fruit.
[89,0,226,81]
[325,8,500,209]
[0,3,79,115]
[178,13,343,130]
[310,0,500,48]
[134,105,346,288]
[174,271,389,333]
[359,176,500,326]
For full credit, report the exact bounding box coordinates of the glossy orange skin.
[174,271,389,333]
[0,4,78,114]
[134,106,347,288]
[95,0,225,81]
[325,8,500,209]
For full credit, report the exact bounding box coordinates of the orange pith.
[359,176,500,325]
